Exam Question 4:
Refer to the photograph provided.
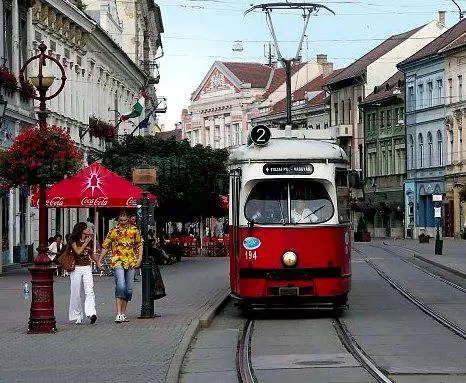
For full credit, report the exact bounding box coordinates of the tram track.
[237,315,394,383]
[368,243,466,294]
[354,246,466,340]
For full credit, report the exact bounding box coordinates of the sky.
[155,0,463,131]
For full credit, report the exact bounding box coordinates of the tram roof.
[229,138,348,164]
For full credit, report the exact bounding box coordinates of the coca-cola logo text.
[126,197,137,206]
[47,197,64,207]
[81,197,108,207]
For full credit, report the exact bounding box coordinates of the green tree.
[98,135,229,226]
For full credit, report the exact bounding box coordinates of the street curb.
[413,253,466,279]
[165,287,231,383]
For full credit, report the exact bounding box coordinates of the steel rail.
[237,319,257,383]
[368,243,466,294]
[334,318,394,383]
[354,247,466,340]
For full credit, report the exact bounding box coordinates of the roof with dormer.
[360,71,405,104]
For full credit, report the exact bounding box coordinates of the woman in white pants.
[68,222,97,325]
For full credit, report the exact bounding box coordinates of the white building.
[0,0,163,270]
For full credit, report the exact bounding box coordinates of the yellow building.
[442,39,466,238]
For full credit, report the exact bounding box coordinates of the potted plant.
[0,124,83,188]
[354,216,371,242]
[0,65,18,93]
[418,229,430,243]
[88,116,116,140]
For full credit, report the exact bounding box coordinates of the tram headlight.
[282,251,298,267]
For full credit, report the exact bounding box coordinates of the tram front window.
[245,180,334,225]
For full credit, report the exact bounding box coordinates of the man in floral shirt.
[97,210,143,323]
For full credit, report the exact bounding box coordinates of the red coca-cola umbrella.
[31,162,156,208]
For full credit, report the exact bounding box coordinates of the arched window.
[437,130,443,165]
[418,133,424,167]
[427,132,433,166]
[409,134,414,169]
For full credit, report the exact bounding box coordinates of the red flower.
[0,124,83,187]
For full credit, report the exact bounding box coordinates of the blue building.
[398,20,466,238]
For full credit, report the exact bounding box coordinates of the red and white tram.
[228,134,352,312]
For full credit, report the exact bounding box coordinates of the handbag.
[150,261,166,300]
[57,245,76,272]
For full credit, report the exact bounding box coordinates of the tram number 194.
[245,250,257,260]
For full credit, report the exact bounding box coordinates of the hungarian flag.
[120,94,147,121]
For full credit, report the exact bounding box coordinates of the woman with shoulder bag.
[68,222,98,325]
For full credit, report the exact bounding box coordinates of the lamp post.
[433,194,443,255]
[132,167,157,318]
[19,42,66,333]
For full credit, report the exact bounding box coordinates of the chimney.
[322,61,334,77]
[316,54,327,64]
[438,10,446,27]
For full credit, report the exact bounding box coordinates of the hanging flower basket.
[88,116,116,140]
[0,65,18,92]
[19,79,36,100]
[0,124,83,187]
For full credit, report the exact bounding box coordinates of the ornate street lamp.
[19,42,66,333]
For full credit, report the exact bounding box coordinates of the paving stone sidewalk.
[0,257,229,383]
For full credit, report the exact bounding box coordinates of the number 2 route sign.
[250,124,271,146]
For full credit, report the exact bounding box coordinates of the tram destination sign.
[263,163,314,175]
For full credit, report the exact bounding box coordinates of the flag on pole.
[121,93,147,121]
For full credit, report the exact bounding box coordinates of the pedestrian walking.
[48,233,65,276]
[68,222,98,325]
[97,209,143,323]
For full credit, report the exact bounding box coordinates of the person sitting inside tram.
[291,200,318,223]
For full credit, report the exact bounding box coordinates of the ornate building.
[398,18,466,239]
[360,72,405,238]
[442,32,466,238]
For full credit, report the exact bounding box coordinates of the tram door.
[230,169,241,291]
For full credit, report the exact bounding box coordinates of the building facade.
[360,72,406,238]
[441,32,466,238]
[324,16,446,177]
[398,19,466,239]
[0,0,164,270]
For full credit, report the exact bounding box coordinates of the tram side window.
[290,180,333,224]
[244,181,288,224]
[336,169,351,223]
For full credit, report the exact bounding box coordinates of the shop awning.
[31,162,157,208]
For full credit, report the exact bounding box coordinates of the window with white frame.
[437,130,443,166]
[459,75,463,102]
[234,123,241,145]
[409,134,414,169]
[448,78,453,104]
[458,128,463,162]
[408,86,415,111]
[427,131,433,166]
[427,81,433,107]
[418,133,424,167]
[437,79,443,104]
[418,83,424,109]
[449,130,454,164]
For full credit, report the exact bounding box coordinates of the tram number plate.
[279,287,299,296]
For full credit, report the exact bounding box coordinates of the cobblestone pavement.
[0,257,229,383]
